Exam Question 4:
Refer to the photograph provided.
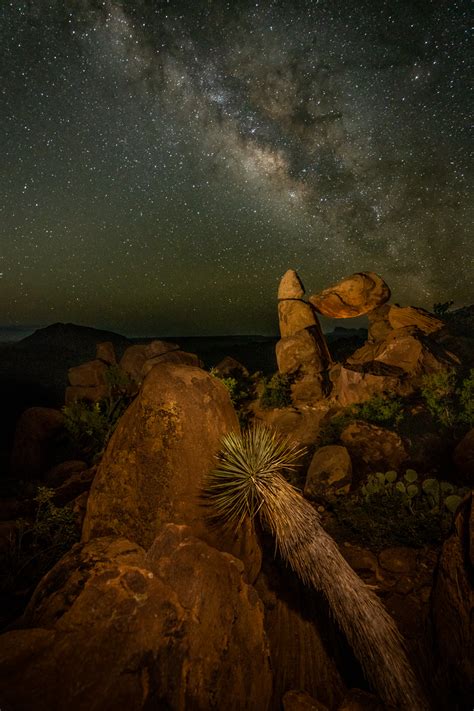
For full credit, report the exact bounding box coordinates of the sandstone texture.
[340,421,407,478]
[278,268,305,299]
[0,525,272,711]
[95,341,117,365]
[309,272,390,318]
[304,445,352,500]
[82,363,261,582]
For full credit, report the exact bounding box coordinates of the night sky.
[1,0,472,337]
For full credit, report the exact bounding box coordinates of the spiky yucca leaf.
[206,423,305,526]
[205,422,429,711]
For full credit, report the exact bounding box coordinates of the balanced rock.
[309,272,390,318]
[278,268,305,299]
[278,300,319,337]
[0,526,272,711]
[82,363,261,582]
[304,445,352,500]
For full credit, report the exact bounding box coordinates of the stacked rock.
[276,270,332,403]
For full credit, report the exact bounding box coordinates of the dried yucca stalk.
[205,423,429,711]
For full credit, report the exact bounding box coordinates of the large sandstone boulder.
[9,407,65,480]
[82,363,261,582]
[0,525,272,711]
[278,300,319,338]
[340,421,408,478]
[120,341,201,383]
[331,364,410,407]
[347,328,459,380]
[309,273,390,318]
[278,269,305,299]
[430,493,473,709]
[304,445,352,500]
[368,305,443,342]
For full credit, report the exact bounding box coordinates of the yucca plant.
[205,423,428,711]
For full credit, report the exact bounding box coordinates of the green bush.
[210,368,256,426]
[421,368,473,430]
[318,394,404,445]
[260,373,292,409]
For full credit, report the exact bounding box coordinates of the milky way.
[1,1,471,335]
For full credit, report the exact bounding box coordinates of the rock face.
[453,427,474,484]
[119,340,202,384]
[66,359,110,404]
[369,305,444,341]
[331,364,412,407]
[430,493,473,709]
[340,421,408,478]
[82,363,261,582]
[276,270,332,403]
[304,445,352,500]
[309,273,390,318]
[9,407,65,480]
[0,525,272,711]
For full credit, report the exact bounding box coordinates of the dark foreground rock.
[0,525,272,711]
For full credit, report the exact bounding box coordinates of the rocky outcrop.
[430,493,473,709]
[119,340,202,384]
[65,359,110,404]
[331,364,411,407]
[82,363,261,582]
[368,305,444,342]
[276,270,332,403]
[340,421,408,478]
[9,407,65,480]
[309,273,390,318]
[0,525,272,711]
[304,445,352,500]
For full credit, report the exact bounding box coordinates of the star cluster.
[0,0,471,335]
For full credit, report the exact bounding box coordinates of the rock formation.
[304,445,352,500]
[276,269,332,402]
[82,362,261,583]
[0,526,272,711]
[309,272,390,318]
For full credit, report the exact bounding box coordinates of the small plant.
[210,368,256,426]
[318,394,405,446]
[1,486,79,599]
[260,373,292,409]
[63,365,134,462]
[433,300,454,317]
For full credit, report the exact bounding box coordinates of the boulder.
[347,328,459,379]
[368,305,443,342]
[277,328,330,376]
[0,526,272,711]
[378,547,418,574]
[337,688,384,710]
[95,341,116,365]
[278,300,319,338]
[332,364,409,407]
[119,341,174,382]
[255,406,329,447]
[82,363,261,582]
[9,407,65,481]
[453,428,474,484]
[430,493,473,708]
[278,269,305,299]
[304,445,352,500]
[309,273,390,318]
[340,421,408,478]
[212,356,249,378]
[52,466,96,506]
[141,350,202,378]
[68,359,108,388]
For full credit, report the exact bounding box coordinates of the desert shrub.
[318,394,404,445]
[353,394,404,427]
[421,368,473,430]
[1,486,78,597]
[260,373,292,409]
[458,369,474,427]
[433,300,454,317]
[63,365,134,462]
[330,468,468,549]
[210,368,256,426]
